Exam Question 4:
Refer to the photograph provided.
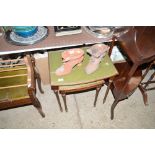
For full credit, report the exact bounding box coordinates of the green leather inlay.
[0,68,27,77]
[0,86,29,101]
[49,47,118,86]
[0,65,29,102]
[0,65,26,71]
[0,75,27,87]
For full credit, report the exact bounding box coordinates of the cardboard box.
[34,52,50,85]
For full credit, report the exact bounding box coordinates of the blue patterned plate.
[6,26,48,46]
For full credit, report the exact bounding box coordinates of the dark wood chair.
[0,54,45,117]
[49,46,118,112]
[110,26,155,119]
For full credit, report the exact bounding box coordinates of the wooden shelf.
[0,27,113,55]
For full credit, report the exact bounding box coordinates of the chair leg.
[61,93,68,112]
[53,90,63,112]
[34,67,44,94]
[103,79,113,104]
[111,99,119,120]
[144,71,155,89]
[94,85,102,107]
[31,91,45,118]
[138,85,148,106]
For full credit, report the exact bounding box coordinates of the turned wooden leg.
[34,67,44,94]
[53,90,63,112]
[138,85,148,106]
[111,99,119,120]
[103,79,113,104]
[94,85,102,107]
[31,91,45,118]
[61,93,68,112]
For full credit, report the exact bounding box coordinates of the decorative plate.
[6,26,48,46]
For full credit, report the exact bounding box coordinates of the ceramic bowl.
[12,26,38,38]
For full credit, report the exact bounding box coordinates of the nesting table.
[48,47,118,112]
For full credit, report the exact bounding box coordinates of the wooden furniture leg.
[143,71,155,89]
[141,61,154,82]
[31,54,44,94]
[111,99,119,120]
[111,64,139,119]
[61,92,68,112]
[137,61,155,105]
[94,85,102,107]
[53,89,63,112]
[103,78,113,104]
[34,67,44,94]
[138,85,148,105]
[31,91,45,117]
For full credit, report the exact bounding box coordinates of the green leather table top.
[49,47,118,86]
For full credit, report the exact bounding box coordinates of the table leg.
[111,99,119,120]
[34,67,44,94]
[31,55,44,94]
[30,91,45,118]
[141,61,154,83]
[53,89,63,112]
[138,84,148,105]
[144,71,155,89]
[61,92,68,112]
[94,85,102,107]
[103,78,113,104]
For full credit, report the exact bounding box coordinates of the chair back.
[117,26,155,63]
